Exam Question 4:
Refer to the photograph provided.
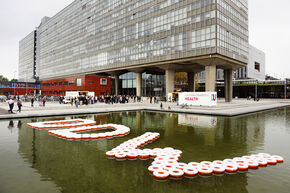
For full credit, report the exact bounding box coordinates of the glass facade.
[119,72,165,97]
[217,0,248,61]
[120,72,136,95]
[142,73,165,97]
[19,31,36,82]
[33,0,248,80]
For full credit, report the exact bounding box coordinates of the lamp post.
[255,79,258,100]
[285,79,287,99]
[13,70,17,96]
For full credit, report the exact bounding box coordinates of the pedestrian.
[160,102,163,109]
[8,98,14,113]
[70,97,73,106]
[31,97,34,107]
[75,97,79,108]
[42,96,46,107]
[17,99,22,112]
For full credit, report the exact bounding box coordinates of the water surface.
[0,108,289,193]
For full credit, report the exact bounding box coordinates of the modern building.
[19,31,37,82]
[41,75,111,96]
[237,45,265,80]
[198,44,265,82]
[19,0,249,102]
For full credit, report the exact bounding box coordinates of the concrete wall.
[247,45,265,80]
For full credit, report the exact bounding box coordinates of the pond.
[0,108,289,193]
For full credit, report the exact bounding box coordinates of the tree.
[0,75,9,82]
[175,72,187,83]
[10,78,18,82]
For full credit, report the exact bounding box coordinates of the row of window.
[42,78,82,87]
[42,81,75,87]
[41,78,108,87]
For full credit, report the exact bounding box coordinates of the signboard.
[153,88,162,91]
[178,92,217,106]
[66,91,79,98]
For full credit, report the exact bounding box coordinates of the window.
[254,62,260,72]
[76,78,82,86]
[100,78,107,85]
[68,81,74,85]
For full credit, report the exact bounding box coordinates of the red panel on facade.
[0,82,40,96]
[41,75,111,96]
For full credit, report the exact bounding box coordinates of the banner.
[178,92,217,106]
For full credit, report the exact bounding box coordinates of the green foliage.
[10,78,18,82]
[0,75,9,82]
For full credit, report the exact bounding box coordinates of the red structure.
[41,75,111,96]
[0,82,40,96]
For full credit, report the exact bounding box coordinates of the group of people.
[7,95,47,113]
[149,96,162,104]
[7,98,22,113]
[6,94,161,112]
[30,96,46,107]
[58,95,143,108]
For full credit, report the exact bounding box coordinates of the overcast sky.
[0,0,290,80]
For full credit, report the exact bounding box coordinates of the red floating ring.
[115,153,127,159]
[169,169,184,178]
[127,152,138,159]
[224,164,238,172]
[266,158,277,165]
[148,165,162,173]
[153,170,170,179]
[183,167,198,176]
[247,161,259,169]
[257,159,267,166]
[271,155,284,163]
[106,151,115,157]
[237,163,248,171]
[212,166,225,174]
[198,167,213,175]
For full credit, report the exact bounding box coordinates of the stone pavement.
[0,99,289,119]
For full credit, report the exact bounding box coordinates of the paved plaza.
[0,98,289,119]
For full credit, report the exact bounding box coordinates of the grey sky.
[0,0,290,80]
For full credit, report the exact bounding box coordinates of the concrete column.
[205,65,216,92]
[165,69,175,97]
[114,75,119,95]
[224,69,233,102]
[187,72,196,92]
[136,72,142,97]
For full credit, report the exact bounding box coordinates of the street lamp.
[255,79,258,100]
[13,70,17,96]
[285,79,287,99]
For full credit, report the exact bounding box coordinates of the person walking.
[42,96,46,107]
[31,97,34,107]
[17,99,22,112]
[75,97,79,108]
[8,98,14,113]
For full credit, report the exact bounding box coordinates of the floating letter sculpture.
[27,119,284,180]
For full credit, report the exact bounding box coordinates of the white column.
[136,72,142,97]
[205,65,216,92]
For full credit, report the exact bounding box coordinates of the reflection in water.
[14,109,290,193]
[7,120,14,133]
